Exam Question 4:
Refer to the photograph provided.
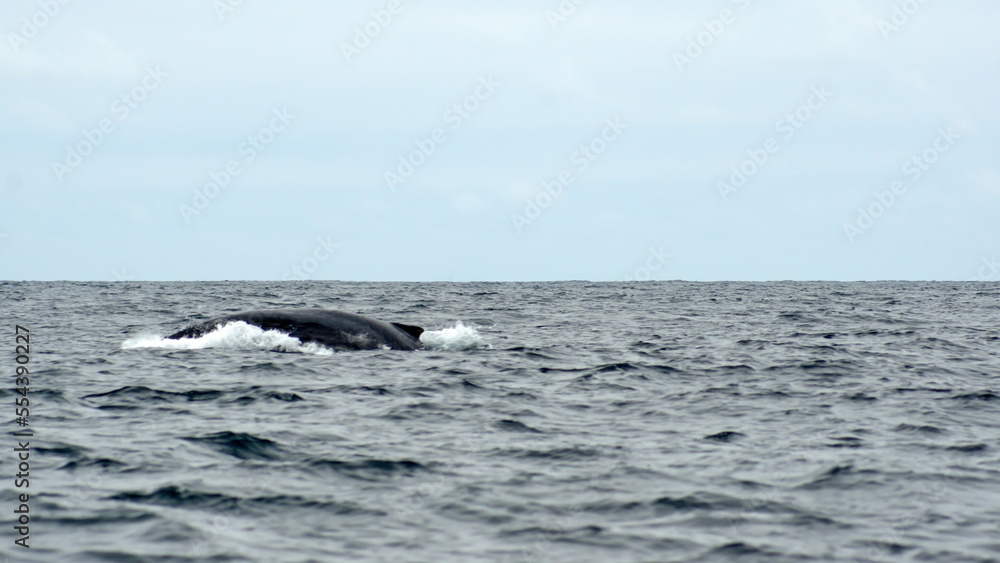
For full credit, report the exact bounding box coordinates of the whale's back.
[167,308,424,351]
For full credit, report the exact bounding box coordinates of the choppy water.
[2,281,999,562]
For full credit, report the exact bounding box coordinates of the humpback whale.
[166,309,424,351]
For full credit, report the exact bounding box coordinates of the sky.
[2,0,998,282]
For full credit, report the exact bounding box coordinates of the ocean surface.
[1,281,999,562]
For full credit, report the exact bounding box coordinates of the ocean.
[1,281,999,562]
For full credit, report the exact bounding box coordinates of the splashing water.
[420,321,490,351]
[122,320,490,354]
[121,321,335,355]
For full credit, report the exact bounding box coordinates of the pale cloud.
[2,0,999,280]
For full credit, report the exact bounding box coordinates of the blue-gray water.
[2,281,999,562]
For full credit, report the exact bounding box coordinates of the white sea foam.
[122,320,489,355]
[121,321,335,355]
[420,321,490,351]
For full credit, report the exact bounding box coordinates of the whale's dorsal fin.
[391,323,424,340]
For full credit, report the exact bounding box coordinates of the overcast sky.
[2,0,998,281]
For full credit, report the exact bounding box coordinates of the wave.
[306,458,429,481]
[109,484,382,515]
[121,320,490,355]
[183,431,287,461]
[82,385,304,405]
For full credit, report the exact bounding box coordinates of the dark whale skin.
[166,309,424,351]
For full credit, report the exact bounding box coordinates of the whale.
[166,308,424,351]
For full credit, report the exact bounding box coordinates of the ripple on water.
[183,431,287,460]
[9,280,1000,561]
[305,458,429,481]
